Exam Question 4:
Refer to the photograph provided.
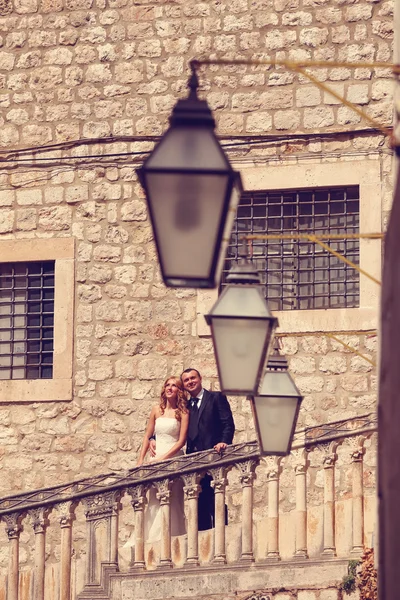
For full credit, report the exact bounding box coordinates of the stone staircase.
[0,413,376,600]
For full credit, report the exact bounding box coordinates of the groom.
[181,368,235,531]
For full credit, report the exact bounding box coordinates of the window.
[0,238,74,402]
[0,261,55,380]
[196,160,381,336]
[221,185,360,311]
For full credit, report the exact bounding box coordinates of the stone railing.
[0,413,377,600]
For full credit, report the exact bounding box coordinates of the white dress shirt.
[192,388,205,409]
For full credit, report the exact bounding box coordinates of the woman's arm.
[158,412,189,461]
[137,407,157,466]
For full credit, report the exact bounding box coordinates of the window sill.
[0,379,72,403]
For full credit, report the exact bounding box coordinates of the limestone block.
[95,301,123,322]
[347,84,369,105]
[115,358,137,379]
[289,356,316,374]
[66,185,89,204]
[274,109,301,130]
[316,8,341,24]
[0,209,13,232]
[121,200,147,221]
[104,225,128,244]
[87,266,112,285]
[246,112,273,133]
[283,11,312,26]
[345,5,373,22]
[88,359,113,381]
[93,245,122,262]
[298,591,318,600]
[39,206,71,230]
[296,86,322,107]
[16,208,36,231]
[303,106,334,128]
[101,414,126,433]
[137,356,168,380]
[260,89,293,109]
[100,9,119,24]
[124,300,152,321]
[320,589,339,600]
[115,266,137,284]
[350,355,373,373]
[300,27,329,47]
[265,30,296,50]
[340,374,368,392]
[371,79,393,101]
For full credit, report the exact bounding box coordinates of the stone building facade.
[0,0,393,597]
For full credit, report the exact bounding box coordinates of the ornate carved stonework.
[55,501,74,527]
[237,459,258,486]
[348,436,366,462]
[291,448,307,474]
[210,466,227,492]
[264,456,281,480]
[28,507,49,534]
[182,472,201,500]
[155,479,172,505]
[127,485,146,511]
[3,512,22,540]
[83,491,121,521]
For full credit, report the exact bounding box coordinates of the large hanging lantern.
[205,261,278,395]
[136,63,242,288]
[250,341,303,456]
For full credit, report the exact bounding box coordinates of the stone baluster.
[210,466,228,564]
[182,473,201,567]
[127,485,146,571]
[265,456,281,561]
[29,507,49,600]
[82,491,121,585]
[56,501,74,600]
[322,444,338,557]
[350,437,365,556]
[292,449,308,559]
[4,513,22,600]
[155,479,173,569]
[238,459,258,563]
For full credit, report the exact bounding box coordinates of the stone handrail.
[0,413,377,600]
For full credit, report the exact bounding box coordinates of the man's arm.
[215,392,235,450]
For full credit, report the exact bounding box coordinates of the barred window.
[0,261,55,380]
[221,186,360,311]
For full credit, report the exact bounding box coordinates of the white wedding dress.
[145,417,186,541]
[124,417,186,549]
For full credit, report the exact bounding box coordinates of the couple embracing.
[137,368,235,535]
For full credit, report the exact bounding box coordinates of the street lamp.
[136,62,242,289]
[250,340,303,456]
[205,260,278,395]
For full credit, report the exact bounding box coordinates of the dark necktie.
[188,397,200,440]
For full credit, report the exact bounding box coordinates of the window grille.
[0,261,55,380]
[221,186,360,311]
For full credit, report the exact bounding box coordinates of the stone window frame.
[0,238,74,402]
[197,159,381,336]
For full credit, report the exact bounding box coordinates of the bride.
[136,376,189,541]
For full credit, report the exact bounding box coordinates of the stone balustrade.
[0,413,377,600]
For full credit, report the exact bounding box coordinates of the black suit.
[186,389,235,530]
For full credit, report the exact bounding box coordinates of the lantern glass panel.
[146,126,229,170]
[211,316,273,392]
[252,395,299,454]
[260,368,301,397]
[145,172,230,283]
[212,285,274,318]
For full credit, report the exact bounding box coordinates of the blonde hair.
[159,376,188,421]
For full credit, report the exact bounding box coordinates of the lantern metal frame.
[205,261,278,395]
[136,62,242,289]
[249,340,303,456]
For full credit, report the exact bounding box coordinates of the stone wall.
[0,0,390,563]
